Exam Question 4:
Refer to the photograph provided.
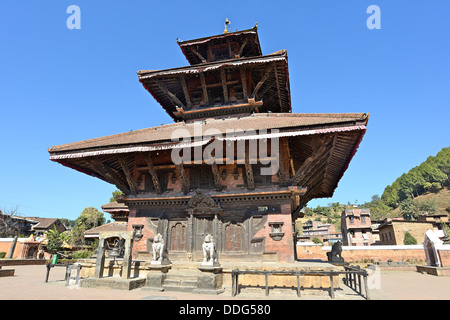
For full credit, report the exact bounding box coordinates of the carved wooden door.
[170,223,186,251]
[225,222,243,252]
[194,217,214,252]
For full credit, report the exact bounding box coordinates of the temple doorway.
[225,222,244,252]
[170,222,186,252]
[193,216,214,252]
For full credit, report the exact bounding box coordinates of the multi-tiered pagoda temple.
[49,24,368,263]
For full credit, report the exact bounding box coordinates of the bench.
[231,268,370,299]
[45,263,82,286]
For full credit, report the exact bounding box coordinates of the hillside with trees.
[381,147,449,208]
[301,147,450,229]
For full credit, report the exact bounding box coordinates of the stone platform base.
[81,277,146,290]
[0,268,15,277]
[416,265,450,276]
[78,259,341,289]
[0,259,47,266]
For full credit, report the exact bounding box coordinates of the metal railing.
[231,267,370,299]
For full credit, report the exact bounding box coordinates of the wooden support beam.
[301,156,330,190]
[244,142,255,190]
[89,159,130,194]
[199,73,209,105]
[176,163,189,194]
[144,152,162,194]
[321,134,339,184]
[118,155,137,194]
[179,75,192,109]
[257,77,276,99]
[220,68,229,103]
[251,63,273,99]
[277,142,287,186]
[301,135,338,189]
[273,63,284,111]
[208,44,213,61]
[237,39,248,58]
[301,183,323,204]
[211,162,223,191]
[154,80,186,109]
[240,68,248,99]
[190,47,207,63]
[291,136,333,186]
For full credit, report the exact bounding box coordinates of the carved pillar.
[94,237,107,278]
[122,233,134,280]
[213,213,220,252]
[187,210,194,253]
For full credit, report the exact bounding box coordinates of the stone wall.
[0,238,27,258]
[297,243,427,263]
[438,248,450,267]
[0,238,50,260]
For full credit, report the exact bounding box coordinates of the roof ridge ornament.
[224,18,230,34]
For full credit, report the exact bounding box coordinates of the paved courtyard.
[0,265,449,300]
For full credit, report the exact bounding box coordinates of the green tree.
[381,147,450,208]
[312,237,323,245]
[110,189,124,202]
[59,218,76,229]
[403,231,417,245]
[45,226,64,254]
[399,198,418,221]
[382,182,401,208]
[415,199,438,215]
[71,207,105,246]
[360,194,393,220]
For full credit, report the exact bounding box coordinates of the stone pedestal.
[81,277,146,290]
[0,268,15,278]
[193,266,225,295]
[150,258,171,266]
[142,264,172,291]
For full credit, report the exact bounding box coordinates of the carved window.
[189,165,214,189]
[132,225,144,241]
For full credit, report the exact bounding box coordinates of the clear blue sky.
[1,1,449,220]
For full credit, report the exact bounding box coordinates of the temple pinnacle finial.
[224,18,230,34]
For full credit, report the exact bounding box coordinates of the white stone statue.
[202,234,219,266]
[152,233,165,263]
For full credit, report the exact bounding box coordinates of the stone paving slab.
[1,265,449,301]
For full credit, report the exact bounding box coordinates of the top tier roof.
[177,25,262,65]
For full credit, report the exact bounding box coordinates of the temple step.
[162,269,201,292]
[162,277,197,292]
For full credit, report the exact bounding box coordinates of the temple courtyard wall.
[297,243,428,264]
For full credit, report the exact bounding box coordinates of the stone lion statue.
[152,233,165,262]
[327,241,344,263]
[202,234,218,265]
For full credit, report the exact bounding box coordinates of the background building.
[341,208,375,246]
[298,220,342,245]
[378,214,449,245]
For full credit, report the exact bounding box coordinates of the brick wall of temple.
[127,212,155,257]
[254,204,295,263]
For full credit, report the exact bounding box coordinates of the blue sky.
[0,1,449,220]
